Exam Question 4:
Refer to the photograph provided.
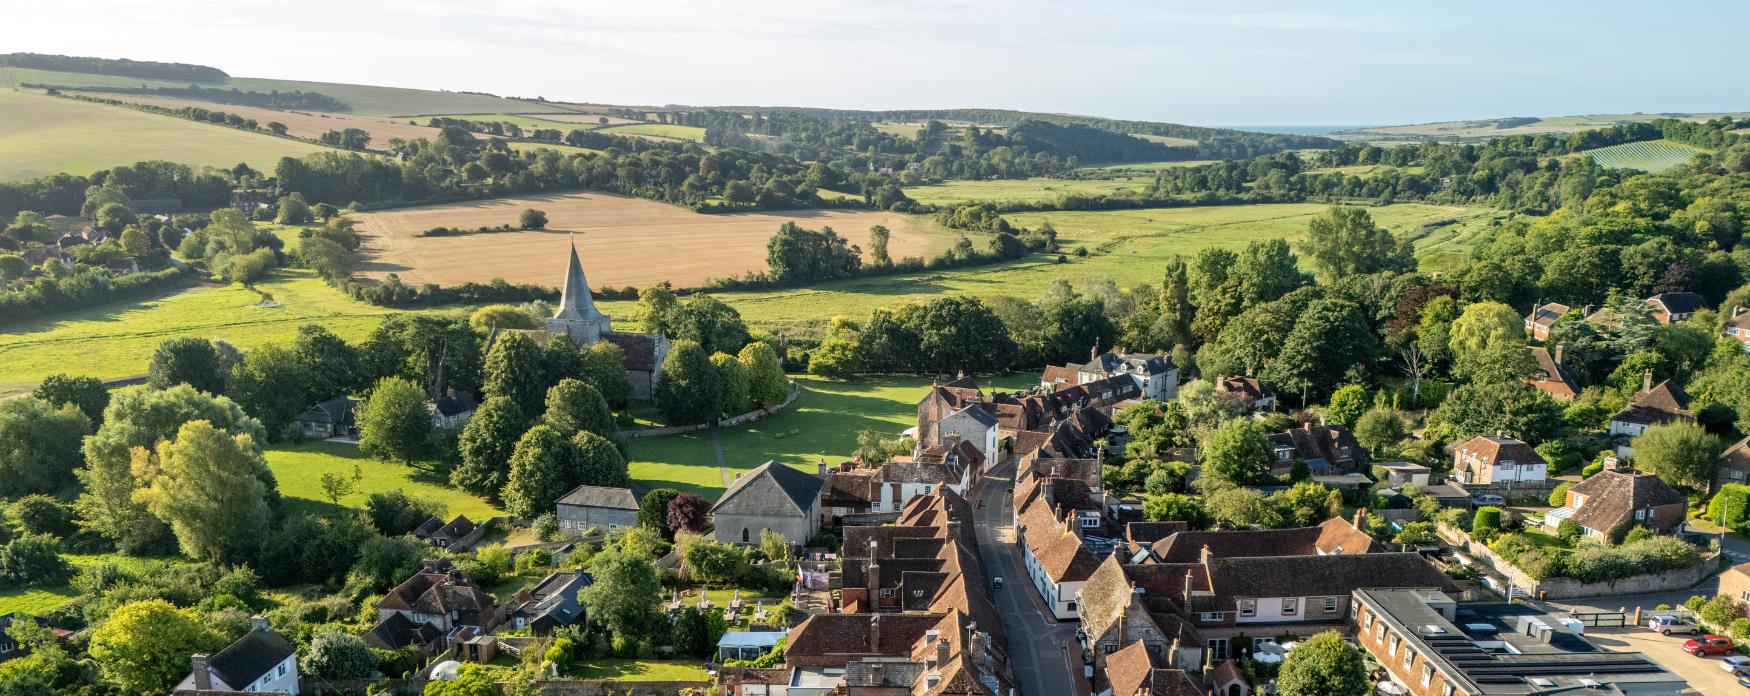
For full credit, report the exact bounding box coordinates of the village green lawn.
[596,202,1490,338]
[0,267,395,396]
[900,176,1156,206]
[266,440,502,520]
[626,374,1036,498]
[571,659,709,681]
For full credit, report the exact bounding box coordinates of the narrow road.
[972,459,1084,696]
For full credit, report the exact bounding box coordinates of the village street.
[972,459,1086,696]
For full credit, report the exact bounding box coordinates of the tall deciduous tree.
[667,493,711,534]
[639,488,681,534]
[31,374,108,425]
[1199,419,1272,488]
[655,341,721,425]
[88,600,221,696]
[501,425,574,518]
[739,342,789,409]
[582,341,632,410]
[1631,422,1723,491]
[140,420,273,562]
[357,377,432,463]
[484,331,548,416]
[147,336,226,394]
[225,344,312,440]
[580,549,662,636]
[0,397,89,499]
[543,378,616,439]
[1299,206,1413,283]
[898,296,1017,374]
[712,352,750,416]
[453,396,526,496]
[293,324,361,397]
[543,335,584,386]
[1449,300,1531,381]
[1263,298,1377,402]
[571,430,629,489]
[1234,237,1304,307]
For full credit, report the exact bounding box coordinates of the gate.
[1567,611,1628,628]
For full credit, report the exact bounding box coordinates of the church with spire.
[530,239,671,399]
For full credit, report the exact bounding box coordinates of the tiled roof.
[206,626,294,689]
[1454,435,1546,473]
[600,332,661,372]
[1567,468,1687,532]
[1612,380,1692,426]
[1042,365,1081,387]
[1217,375,1270,401]
[1648,292,1704,316]
[1525,347,1578,400]
[712,461,823,515]
[822,469,879,506]
[1207,553,1456,607]
[1721,436,1750,476]
[556,485,638,510]
[1266,424,1364,472]
[296,397,356,424]
[432,515,475,541]
[785,613,941,665]
[377,567,496,617]
[1526,302,1571,327]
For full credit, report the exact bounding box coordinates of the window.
[1363,613,1373,629]
[1200,612,1224,622]
[1373,624,1385,642]
[1441,685,1454,696]
[1388,635,1399,655]
[1281,598,1298,616]
[923,485,933,494]
[1240,600,1256,617]
[1401,648,1414,670]
[1420,665,1433,687]
[1324,597,1339,614]
[882,588,895,598]
[1634,509,1647,520]
[1276,449,1292,462]
[1103,644,1117,654]
[1081,516,1100,528]
[1206,638,1229,661]
[742,528,750,543]
[277,662,287,677]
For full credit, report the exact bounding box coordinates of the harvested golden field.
[351,192,949,289]
[67,91,449,144]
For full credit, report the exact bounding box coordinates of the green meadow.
[901,176,1156,206]
[266,440,503,520]
[0,268,393,395]
[595,123,707,141]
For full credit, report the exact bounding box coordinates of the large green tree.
[739,342,789,408]
[582,341,632,410]
[542,378,616,439]
[357,377,432,463]
[484,331,548,416]
[453,396,525,496]
[147,337,226,394]
[1449,300,1531,381]
[1277,631,1370,696]
[1299,206,1413,283]
[140,420,273,563]
[88,599,222,696]
[1262,298,1377,402]
[225,344,312,440]
[501,425,574,519]
[712,352,750,416]
[31,374,109,424]
[1631,422,1723,491]
[572,430,629,489]
[1199,418,1272,488]
[898,296,1017,374]
[580,549,663,636]
[0,397,89,499]
[655,340,721,425]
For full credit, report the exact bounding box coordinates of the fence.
[624,381,802,439]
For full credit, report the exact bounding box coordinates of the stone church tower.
[546,239,614,344]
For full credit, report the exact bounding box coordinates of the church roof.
[552,238,601,322]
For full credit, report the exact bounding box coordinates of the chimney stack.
[1642,369,1653,393]
[936,638,951,666]
[1353,508,1366,530]
[1182,569,1195,607]
[870,614,882,651]
[818,458,827,476]
[1200,544,1213,567]
[1554,344,1564,366]
[249,615,269,633]
[192,654,212,691]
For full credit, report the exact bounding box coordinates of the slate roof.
[432,391,476,417]
[822,469,879,507]
[206,626,295,689]
[378,566,496,617]
[1648,292,1704,316]
[1566,468,1687,532]
[1081,351,1173,377]
[1218,375,1270,402]
[1207,553,1456,606]
[432,515,475,541]
[362,609,444,650]
[1721,436,1750,478]
[1266,424,1364,472]
[948,404,999,428]
[556,485,638,510]
[712,461,824,516]
[515,571,591,628]
[411,516,446,538]
[1612,380,1692,426]
[296,397,356,425]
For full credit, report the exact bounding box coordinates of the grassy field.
[266,440,502,520]
[64,90,450,145]
[1330,112,1750,142]
[1583,139,1705,173]
[1131,133,1200,147]
[595,123,707,141]
[0,67,573,117]
[0,553,186,616]
[627,374,1037,498]
[1306,164,1428,176]
[901,176,1155,206]
[425,113,608,130]
[571,659,710,681]
[0,268,391,395]
[1078,160,1217,172]
[350,191,951,289]
[0,89,330,180]
[596,202,1485,337]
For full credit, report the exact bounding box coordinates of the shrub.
[1472,507,1503,535]
[1701,595,1743,628]
[1731,618,1750,640]
[1557,519,1582,545]
[1547,482,1572,508]
[520,209,548,230]
[1709,484,1750,530]
[1582,461,1604,477]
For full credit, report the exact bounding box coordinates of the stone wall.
[624,381,801,439]
[1439,523,1722,600]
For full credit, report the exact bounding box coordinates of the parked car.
[1684,635,1734,656]
[1722,655,1750,674]
[1471,494,1507,507]
[1739,673,1750,689]
[1648,614,1700,635]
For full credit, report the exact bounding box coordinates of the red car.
[1684,635,1735,656]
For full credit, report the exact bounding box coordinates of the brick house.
[1542,468,1687,538]
[1452,436,1547,486]
[1524,302,1570,341]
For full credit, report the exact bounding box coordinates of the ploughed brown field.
[350,192,947,289]
[66,91,450,144]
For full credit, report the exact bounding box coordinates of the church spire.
[553,235,600,321]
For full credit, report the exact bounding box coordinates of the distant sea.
[1222,125,1375,135]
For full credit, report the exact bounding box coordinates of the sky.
[5,0,1746,127]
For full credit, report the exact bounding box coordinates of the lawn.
[570,658,709,681]
[901,176,1155,206]
[1583,139,1705,173]
[0,267,394,396]
[266,440,502,520]
[0,88,331,180]
[596,202,1486,338]
[0,553,186,616]
[626,374,1036,498]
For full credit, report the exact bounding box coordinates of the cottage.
[1720,436,1750,486]
[1266,423,1364,475]
[1524,345,1578,401]
[1216,374,1275,412]
[1101,640,1202,696]
[1543,468,1686,538]
[1608,373,1692,439]
[429,390,476,429]
[1524,302,1570,341]
[711,461,824,546]
[364,560,498,654]
[554,484,639,534]
[508,571,592,634]
[1072,348,1179,402]
[1646,292,1704,324]
[175,616,299,695]
[1726,306,1750,352]
[294,397,357,439]
[412,515,475,548]
[1452,435,1546,486]
[1013,466,1101,618]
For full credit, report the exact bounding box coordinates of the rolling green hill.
[1582,139,1705,173]
[0,88,331,180]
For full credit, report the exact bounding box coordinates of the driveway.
[1581,627,1743,694]
[972,459,1087,696]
